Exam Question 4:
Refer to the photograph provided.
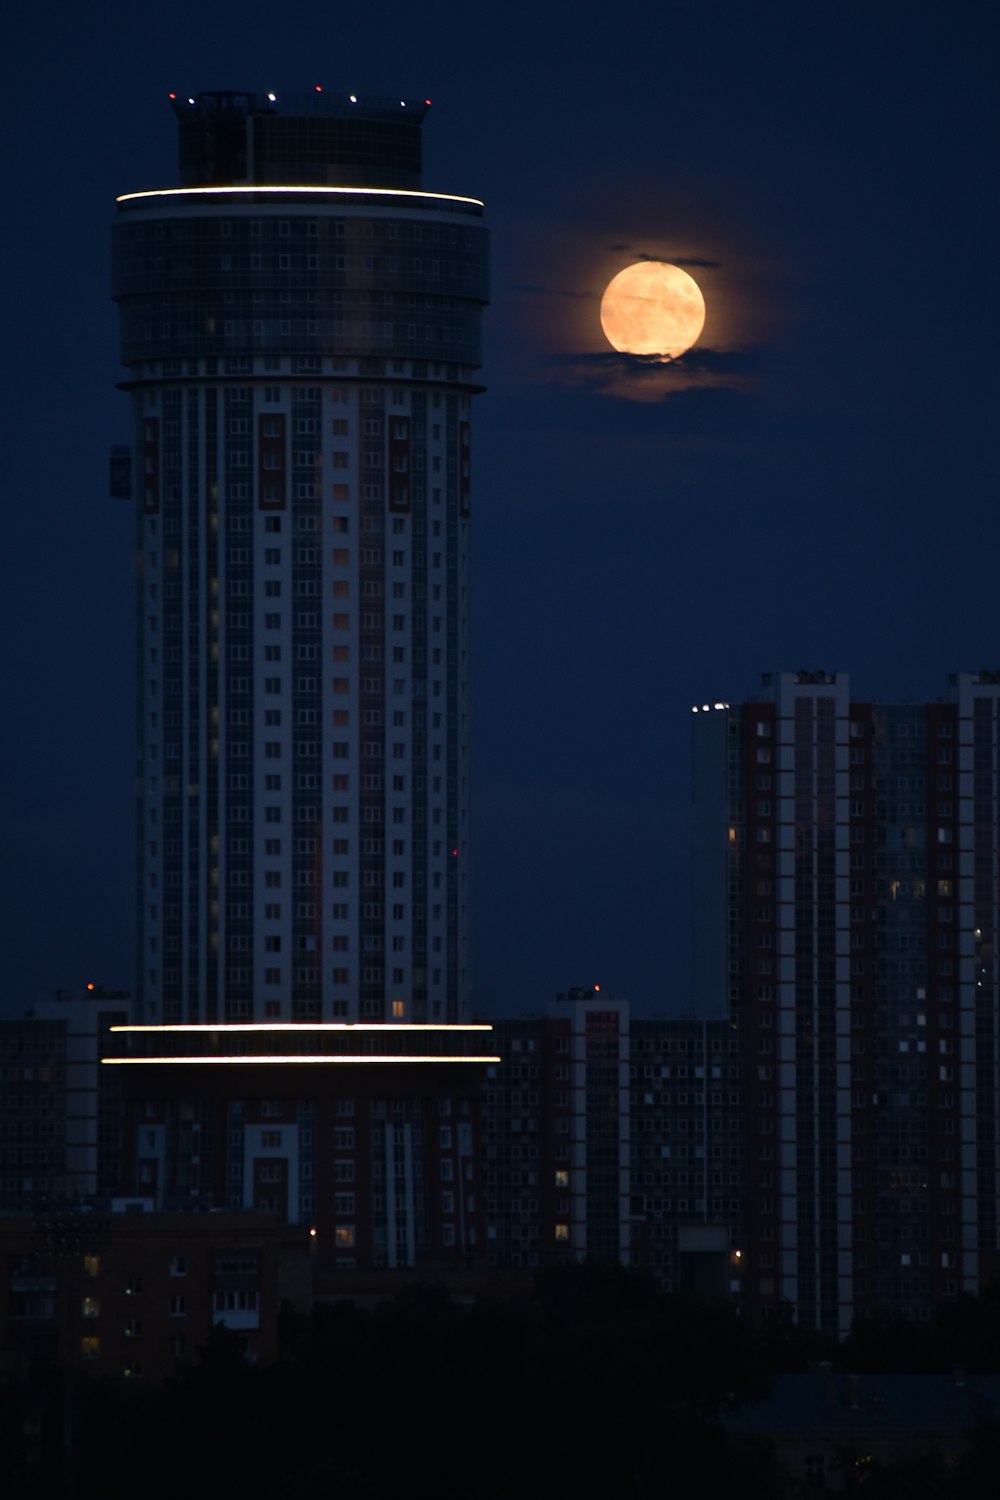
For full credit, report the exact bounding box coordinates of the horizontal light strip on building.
[101,1054,501,1065]
[103,1023,498,1065]
[117,185,484,208]
[109,1023,493,1033]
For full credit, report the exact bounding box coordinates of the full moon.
[600,261,706,358]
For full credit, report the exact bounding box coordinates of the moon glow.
[600,261,706,358]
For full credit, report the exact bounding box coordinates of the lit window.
[554,1224,570,1242]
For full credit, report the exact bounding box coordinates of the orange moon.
[600,261,706,358]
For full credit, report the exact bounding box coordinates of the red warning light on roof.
[168,93,177,100]
[425,99,432,106]
[314,84,323,92]
[593,984,601,992]
[451,848,458,857]
[86,982,96,991]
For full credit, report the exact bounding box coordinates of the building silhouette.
[112,90,489,1026]
[483,994,741,1294]
[0,988,130,1210]
[692,669,1000,1334]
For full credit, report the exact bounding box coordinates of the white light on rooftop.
[267,92,276,102]
[349,94,357,103]
[703,704,711,712]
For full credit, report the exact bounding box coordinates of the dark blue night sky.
[4,2,998,1016]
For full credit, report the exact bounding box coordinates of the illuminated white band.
[102,1054,501,1065]
[117,185,483,208]
[110,1022,492,1033]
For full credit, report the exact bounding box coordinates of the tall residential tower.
[113,90,489,1026]
[693,670,1000,1334]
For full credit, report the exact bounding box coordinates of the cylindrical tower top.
[112,90,488,377]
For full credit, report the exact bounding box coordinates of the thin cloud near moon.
[663,256,720,270]
[609,244,721,270]
[548,343,770,406]
[561,347,766,376]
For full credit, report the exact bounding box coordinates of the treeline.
[759,1281,1000,1376]
[26,1265,781,1499]
[7,1267,1000,1497]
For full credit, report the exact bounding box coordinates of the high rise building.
[112,90,489,1026]
[693,670,1000,1334]
[629,1014,741,1296]
[484,990,630,1272]
[481,991,740,1292]
[0,987,131,1210]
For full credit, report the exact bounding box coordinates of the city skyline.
[5,3,998,1017]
